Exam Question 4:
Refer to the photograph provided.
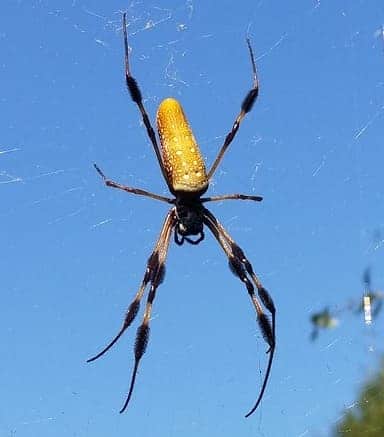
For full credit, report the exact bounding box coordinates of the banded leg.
[93,163,173,204]
[201,193,263,203]
[203,208,275,417]
[87,208,176,412]
[122,13,170,188]
[207,39,259,180]
[119,209,175,413]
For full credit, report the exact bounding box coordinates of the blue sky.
[1,1,384,436]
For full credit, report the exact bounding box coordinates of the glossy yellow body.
[156,98,208,196]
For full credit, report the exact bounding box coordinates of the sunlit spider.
[88,13,275,418]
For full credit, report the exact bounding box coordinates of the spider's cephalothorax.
[174,199,205,245]
[89,12,276,419]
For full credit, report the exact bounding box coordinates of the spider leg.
[87,209,176,412]
[122,13,170,188]
[119,208,175,413]
[93,163,173,204]
[174,227,205,246]
[119,276,160,413]
[207,39,259,180]
[87,282,144,363]
[203,208,275,417]
[184,232,205,245]
[201,193,263,203]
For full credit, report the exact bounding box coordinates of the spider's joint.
[257,313,274,347]
[258,287,276,314]
[242,88,259,114]
[126,76,142,104]
[134,324,150,360]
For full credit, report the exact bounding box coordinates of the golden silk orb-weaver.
[88,13,275,418]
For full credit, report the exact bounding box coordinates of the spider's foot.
[93,163,107,180]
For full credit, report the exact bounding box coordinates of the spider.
[88,13,276,418]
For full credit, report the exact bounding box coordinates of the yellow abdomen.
[156,98,208,196]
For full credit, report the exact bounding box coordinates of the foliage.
[334,360,384,436]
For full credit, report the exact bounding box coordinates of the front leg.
[94,163,173,204]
